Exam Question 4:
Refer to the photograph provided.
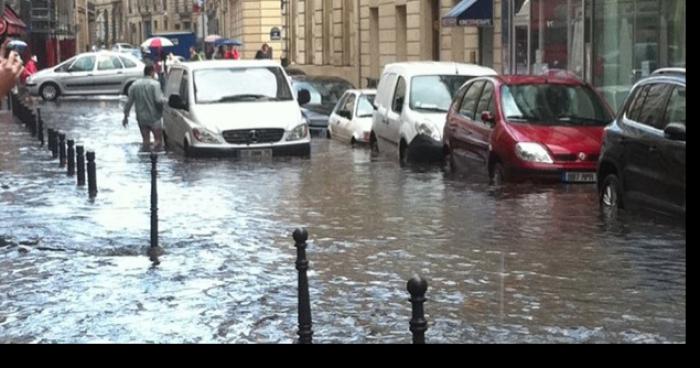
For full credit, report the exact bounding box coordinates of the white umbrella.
[204,34,222,43]
[141,37,174,49]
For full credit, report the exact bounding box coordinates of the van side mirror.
[298,89,311,105]
[664,123,685,141]
[169,94,188,110]
[481,111,496,125]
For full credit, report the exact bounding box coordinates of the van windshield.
[410,75,471,113]
[194,67,294,104]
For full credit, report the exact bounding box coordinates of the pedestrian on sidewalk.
[0,40,23,98]
[20,55,38,85]
[123,64,168,152]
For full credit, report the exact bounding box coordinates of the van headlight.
[192,128,220,144]
[416,121,441,141]
[515,142,553,164]
[286,123,309,141]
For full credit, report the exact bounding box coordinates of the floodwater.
[0,98,685,343]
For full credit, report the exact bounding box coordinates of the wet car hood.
[191,101,304,132]
[505,124,605,155]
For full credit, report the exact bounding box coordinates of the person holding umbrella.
[0,40,23,99]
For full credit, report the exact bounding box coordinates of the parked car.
[597,68,685,216]
[290,75,355,136]
[162,60,311,157]
[112,43,143,60]
[328,89,377,145]
[443,70,615,184]
[26,51,145,101]
[370,62,497,164]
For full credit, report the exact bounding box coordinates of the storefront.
[0,5,28,39]
[501,0,685,110]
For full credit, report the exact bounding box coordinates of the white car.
[370,62,497,164]
[328,89,376,145]
[163,60,312,157]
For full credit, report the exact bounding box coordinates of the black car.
[597,68,685,217]
[290,75,355,137]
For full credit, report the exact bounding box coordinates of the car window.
[179,71,189,105]
[119,56,138,68]
[625,85,649,122]
[55,57,76,72]
[460,81,485,120]
[475,82,495,122]
[97,55,123,70]
[410,75,472,113]
[194,67,293,104]
[343,94,356,119]
[392,77,407,113]
[356,94,375,118]
[636,83,672,129]
[293,81,323,104]
[333,94,349,114]
[69,56,96,72]
[664,86,686,127]
[166,68,183,97]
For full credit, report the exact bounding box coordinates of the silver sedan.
[26,51,145,101]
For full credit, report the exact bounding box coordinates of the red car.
[443,71,614,184]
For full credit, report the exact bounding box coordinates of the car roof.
[639,68,686,85]
[382,61,498,77]
[345,89,376,95]
[291,75,354,84]
[174,59,283,71]
[72,50,140,59]
[492,74,586,85]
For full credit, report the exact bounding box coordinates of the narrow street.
[0,98,686,343]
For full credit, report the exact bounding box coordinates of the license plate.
[239,148,272,159]
[562,172,597,183]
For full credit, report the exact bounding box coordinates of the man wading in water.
[123,64,167,152]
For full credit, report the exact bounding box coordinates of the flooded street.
[0,99,685,343]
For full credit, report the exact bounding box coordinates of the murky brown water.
[0,99,685,343]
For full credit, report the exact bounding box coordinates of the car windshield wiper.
[356,114,374,118]
[413,106,448,113]
[215,94,277,103]
[506,115,541,122]
[557,115,609,125]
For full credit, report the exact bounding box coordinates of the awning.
[442,0,493,27]
[0,5,28,37]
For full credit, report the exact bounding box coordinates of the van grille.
[222,129,285,144]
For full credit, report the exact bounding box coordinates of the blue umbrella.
[215,39,243,47]
[8,40,28,50]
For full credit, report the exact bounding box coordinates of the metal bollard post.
[30,111,37,136]
[37,109,44,146]
[51,130,59,157]
[76,145,86,186]
[67,140,75,176]
[86,151,97,197]
[47,129,55,153]
[150,153,158,249]
[58,133,66,167]
[407,275,429,344]
[293,228,313,344]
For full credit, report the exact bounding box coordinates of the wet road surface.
[0,98,685,343]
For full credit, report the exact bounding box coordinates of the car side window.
[459,81,485,120]
[119,56,137,68]
[392,77,406,113]
[165,69,183,97]
[97,55,123,71]
[451,84,469,112]
[68,56,96,72]
[179,72,189,105]
[344,94,356,119]
[664,86,686,127]
[334,94,349,114]
[625,85,648,122]
[475,82,494,122]
[636,84,671,129]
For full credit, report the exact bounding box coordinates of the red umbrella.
[141,37,174,49]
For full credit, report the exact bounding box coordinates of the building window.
[396,5,407,61]
[175,23,181,31]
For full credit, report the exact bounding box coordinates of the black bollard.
[30,111,37,136]
[76,145,85,186]
[67,140,75,176]
[58,133,66,167]
[407,276,429,344]
[87,151,97,197]
[37,109,44,146]
[50,130,58,158]
[47,129,55,152]
[150,153,158,249]
[293,228,313,344]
